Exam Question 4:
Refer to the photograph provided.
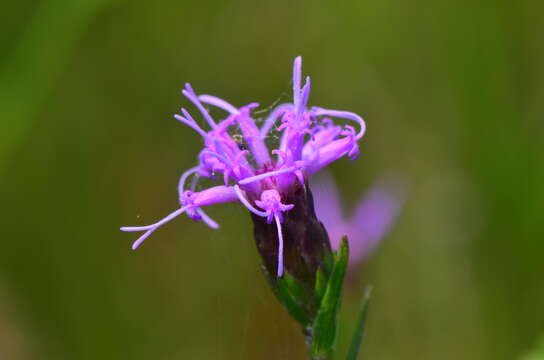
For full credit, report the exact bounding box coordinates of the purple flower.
[311,173,403,269]
[121,57,366,277]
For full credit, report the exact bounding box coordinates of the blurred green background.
[1,0,543,359]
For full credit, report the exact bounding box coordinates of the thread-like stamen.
[260,103,292,137]
[213,139,235,166]
[201,150,232,165]
[223,169,232,185]
[293,56,302,110]
[178,169,221,229]
[181,108,196,122]
[174,114,208,139]
[181,108,209,137]
[178,166,200,195]
[196,208,220,229]
[121,206,190,249]
[274,214,284,277]
[311,107,366,140]
[187,170,220,229]
[234,150,249,163]
[233,185,268,217]
[296,77,311,123]
[182,83,217,128]
[238,166,297,185]
[235,104,270,167]
[119,225,155,232]
[199,95,239,114]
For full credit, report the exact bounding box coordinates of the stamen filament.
[182,83,217,128]
[274,214,284,277]
[260,103,292,137]
[293,56,302,110]
[238,166,297,185]
[199,95,239,114]
[121,206,190,249]
[201,150,232,165]
[311,107,366,140]
[196,208,220,229]
[178,166,200,194]
[174,114,208,138]
[296,77,311,123]
[233,185,268,217]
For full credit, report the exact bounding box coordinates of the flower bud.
[251,181,334,323]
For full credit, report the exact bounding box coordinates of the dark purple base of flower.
[252,181,332,279]
[251,181,334,319]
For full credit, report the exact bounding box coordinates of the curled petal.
[303,136,358,176]
[196,208,220,229]
[191,185,238,207]
[311,107,366,140]
[233,185,268,217]
[178,166,201,195]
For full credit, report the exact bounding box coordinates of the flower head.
[121,57,366,277]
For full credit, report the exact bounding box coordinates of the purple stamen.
[178,166,200,195]
[260,103,292,137]
[296,77,311,123]
[311,107,366,140]
[121,206,190,249]
[196,208,220,229]
[211,139,239,166]
[293,56,302,109]
[174,113,208,139]
[233,185,268,217]
[274,214,284,277]
[182,83,217,129]
[235,104,271,166]
[238,166,297,185]
[177,169,221,229]
[201,150,232,166]
[199,94,239,114]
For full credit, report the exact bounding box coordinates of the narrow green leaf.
[311,236,349,359]
[283,272,305,301]
[323,250,335,275]
[345,286,373,360]
[277,273,309,325]
[314,268,327,308]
